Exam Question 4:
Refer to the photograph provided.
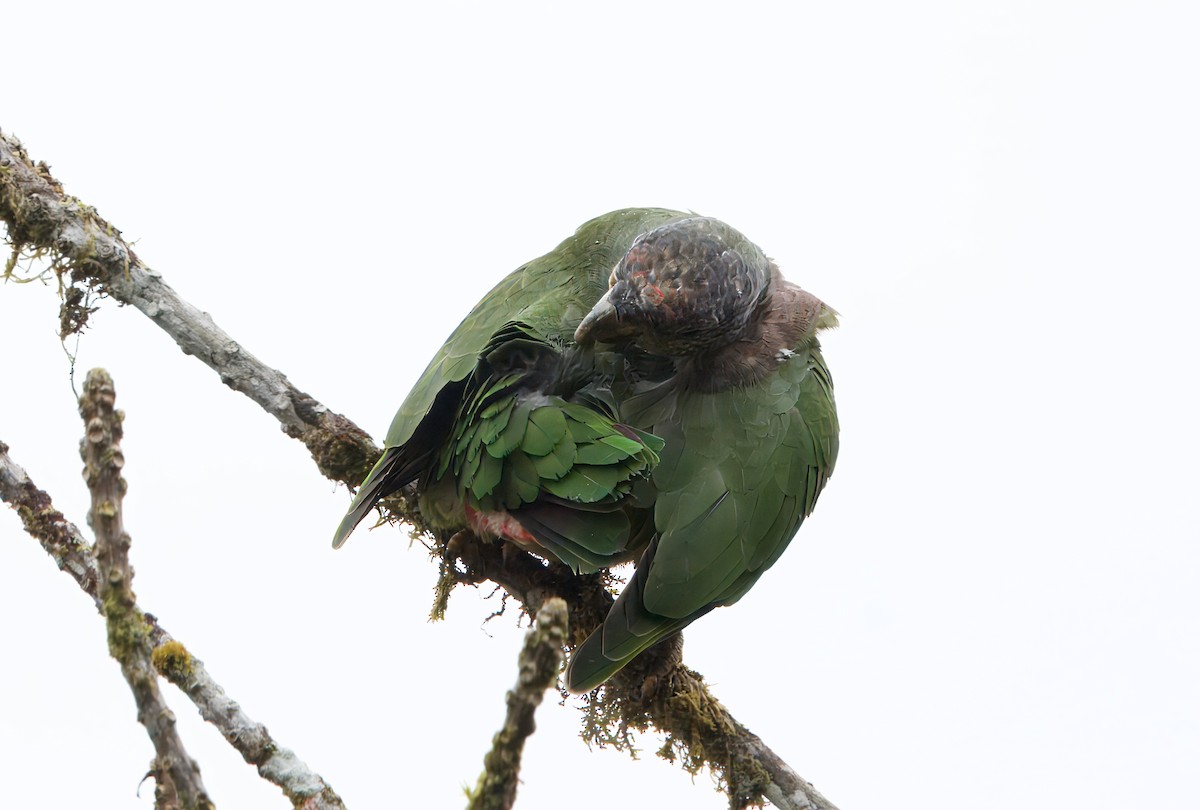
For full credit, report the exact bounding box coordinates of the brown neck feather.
[681,263,826,393]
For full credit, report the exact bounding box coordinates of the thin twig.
[1,126,837,809]
[0,436,347,810]
[468,597,569,810]
[80,368,212,810]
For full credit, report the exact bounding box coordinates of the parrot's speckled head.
[574,217,771,356]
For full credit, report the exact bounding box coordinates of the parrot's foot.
[446,529,487,578]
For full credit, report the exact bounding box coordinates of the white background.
[2,2,1197,808]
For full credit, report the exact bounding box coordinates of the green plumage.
[380,210,693,454]
[562,216,840,693]
[333,209,839,695]
[332,209,690,572]
[563,346,838,691]
[448,395,662,515]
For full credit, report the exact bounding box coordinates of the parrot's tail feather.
[565,538,714,692]
[565,630,630,693]
[332,448,425,548]
[565,617,692,693]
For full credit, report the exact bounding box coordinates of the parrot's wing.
[334,208,693,549]
[428,329,665,571]
[383,208,694,451]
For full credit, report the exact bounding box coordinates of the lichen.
[103,589,148,661]
[430,552,456,622]
[1,136,119,340]
[151,640,195,683]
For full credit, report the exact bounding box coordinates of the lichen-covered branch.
[145,620,348,810]
[1,424,349,810]
[1,127,836,810]
[80,368,212,810]
[0,442,101,612]
[468,597,569,810]
[0,128,382,501]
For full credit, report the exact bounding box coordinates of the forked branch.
[0,434,347,810]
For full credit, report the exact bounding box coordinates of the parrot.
[332,208,690,571]
[332,209,839,694]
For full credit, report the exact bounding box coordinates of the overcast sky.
[2,2,1198,808]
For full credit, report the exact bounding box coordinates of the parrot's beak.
[574,286,638,345]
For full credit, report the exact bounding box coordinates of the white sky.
[2,2,1198,808]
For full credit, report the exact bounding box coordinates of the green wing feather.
[333,208,691,550]
[565,342,839,692]
[429,376,663,571]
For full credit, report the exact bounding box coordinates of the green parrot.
[564,217,839,692]
[332,208,690,571]
[332,210,839,694]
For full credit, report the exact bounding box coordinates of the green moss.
[430,554,455,622]
[103,590,148,661]
[578,661,775,809]
[151,640,195,683]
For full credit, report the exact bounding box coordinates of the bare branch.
[79,368,212,810]
[468,597,569,810]
[1,127,837,809]
[0,435,347,809]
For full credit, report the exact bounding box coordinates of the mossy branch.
[0,128,383,502]
[144,618,348,810]
[80,368,213,810]
[0,442,101,612]
[1,127,836,810]
[435,498,839,809]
